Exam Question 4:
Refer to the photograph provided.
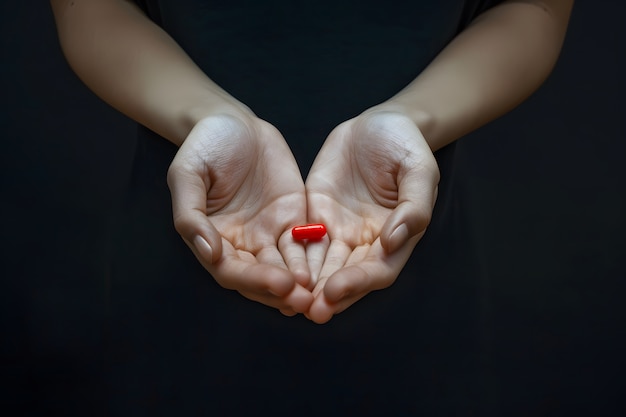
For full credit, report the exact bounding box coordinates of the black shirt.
[109,1,506,414]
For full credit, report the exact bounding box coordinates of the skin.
[304,111,439,323]
[303,0,575,323]
[50,0,574,323]
[167,115,313,316]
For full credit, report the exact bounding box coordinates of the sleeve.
[457,0,508,29]
[131,0,163,25]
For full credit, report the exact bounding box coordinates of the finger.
[380,163,439,254]
[306,265,387,324]
[307,237,418,324]
[305,290,339,324]
[304,234,331,288]
[310,243,369,297]
[214,252,294,296]
[255,243,313,307]
[241,283,314,314]
[211,246,314,312]
[306,243,371,321]
[316,239,351,287]
[279,308,297,317]
[278,230,311,288]
[256,244,288,270]
[167,165,223,263]
[329,234,420,301]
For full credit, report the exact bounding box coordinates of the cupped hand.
[304,111,440,323]
[167,114,313,315]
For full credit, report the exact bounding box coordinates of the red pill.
[291,224,327,240]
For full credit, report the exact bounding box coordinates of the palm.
[168,115,312,314]
[307,124,399,247]
[202,122,303,254]
[305,112,440,323]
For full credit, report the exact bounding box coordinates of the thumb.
[167,165,223,264]
[380,165,439,254]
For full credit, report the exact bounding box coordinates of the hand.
[304,111,440,323]
[167,114,313,316]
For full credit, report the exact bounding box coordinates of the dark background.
[1,1,625,415]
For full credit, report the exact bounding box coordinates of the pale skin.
[50,0,574,323]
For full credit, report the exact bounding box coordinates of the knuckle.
[172,213,195,236]
[415,209,433,231]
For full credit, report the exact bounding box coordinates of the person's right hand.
[167,114,313,316]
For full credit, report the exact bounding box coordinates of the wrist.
[176,95,255,146]
[360,102,440,151]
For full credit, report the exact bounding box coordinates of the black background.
[1,1,625,415]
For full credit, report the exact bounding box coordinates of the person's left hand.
[304,111,440,324]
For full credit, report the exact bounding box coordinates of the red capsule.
[291,224,327,240]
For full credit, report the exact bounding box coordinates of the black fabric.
[5,2,626,416]
[131,0,503,175]
[110,1,506,415]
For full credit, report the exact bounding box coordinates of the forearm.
[50,0,252,146]
[371,0,574,151]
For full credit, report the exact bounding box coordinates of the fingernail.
[193,235,213,263]
[388,223,409,253]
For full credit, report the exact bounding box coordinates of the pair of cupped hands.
[167,108,440,324]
